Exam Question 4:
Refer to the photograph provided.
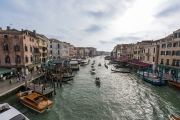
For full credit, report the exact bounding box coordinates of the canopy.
[0,67,14,75]
[128,61,151,67]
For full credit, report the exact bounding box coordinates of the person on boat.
[28,90,33,94]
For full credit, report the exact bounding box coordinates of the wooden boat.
[104,63,108,69]
[168,81,180,90]
[95,78,100,84]
[98,63,101,66]
[91,69,96,74]
[17,91,53,113]
[0,103,29,120]
[111,69,130,73]
[62,75,75,79]
[169,114,180,120]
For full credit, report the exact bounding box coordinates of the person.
[28,90,32,94]
[16,77,19,83]
[9,79,13,85]
[22,74,26,81]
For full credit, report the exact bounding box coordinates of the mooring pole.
[54,82,56,95]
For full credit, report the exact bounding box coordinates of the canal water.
[1,56,180,120]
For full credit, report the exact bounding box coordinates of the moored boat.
[168,81,180,90]
[0,103,29,120]
[111,69,130,73]
[169,114,180,120]
[91,68,96,74]
[98,63,101,66]
[17,91,53,113]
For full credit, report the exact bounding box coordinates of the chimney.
[0,27,2,31]
[7,26,11,30]
[33,30,36,36]
[22,29,23,31]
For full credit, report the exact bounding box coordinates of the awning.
[27,63,41,70]
[0,67,14,75]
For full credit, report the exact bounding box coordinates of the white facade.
[61,42,69,58]
[49,39,62,60]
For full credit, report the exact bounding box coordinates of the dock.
[23,83,53,97]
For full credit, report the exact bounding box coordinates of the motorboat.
[169,114,180,120]
[17,91,53,113]
[91,69,96,74]
[0,103,29,120]
[111,69,130,73]
[95,78,100,84]
[104,63,108,69]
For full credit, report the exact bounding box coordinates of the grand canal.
[1,57,180,120]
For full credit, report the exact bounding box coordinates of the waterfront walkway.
[0,71,44,97]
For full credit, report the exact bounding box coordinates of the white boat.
[0,103,29,120]
[91,69,96,74]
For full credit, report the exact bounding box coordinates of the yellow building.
[37,34,48,62]
[133,41,152,60]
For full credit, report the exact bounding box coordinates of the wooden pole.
[53,82,56,95]
[42,85,44,95]
[25,79,27,90]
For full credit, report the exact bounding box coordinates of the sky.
[0,0,180,52]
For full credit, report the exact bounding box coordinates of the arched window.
[3,43,9,51]
[30,46,32,52]
[5,55,10,63]
[24,44,28,51]
[31,55,33,62]
[154,48,155,53]
[25,55,28,63]
[15,55,21,63]
[14,44,20,52]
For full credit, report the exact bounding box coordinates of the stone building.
[0,26,40,74]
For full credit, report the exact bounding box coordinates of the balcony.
[145,53,151,56]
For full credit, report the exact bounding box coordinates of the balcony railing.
[145,53,151,56]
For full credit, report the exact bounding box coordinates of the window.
[25,56,28,63]
[32,39,34,42]
[53,56,56,59]
[15,55,21,63]
[14,44,20,52]
[176,51,180,56]
[166,59,169,65]
[58,50,60,54]
[50,50,52,54]
[24,36,26,39]
[166,51,171,55]
[173,42,178,47]
[153,48,155,53]
[5,55,10,63]
[3,43,9,51]
[4,35,8,39]
[153,56,155,62]
[50,45,52,48]
[24,44,28,51]
[31,55,33,62]
[162,44,166,48]
[167,43,172,48]
[58,44,60,48]
[174,33,178,38]
[148,48,150,53]
[161,51,165,55]
[30,46,32,52]
[160,59,164,64]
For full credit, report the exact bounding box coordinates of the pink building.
[0,26,40,75]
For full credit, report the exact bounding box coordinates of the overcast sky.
[0,0,180,52]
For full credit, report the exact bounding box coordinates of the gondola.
[111,69,130,73]
[95,78,100,84]
[169,114,180,120]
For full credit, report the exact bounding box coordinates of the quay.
[0,71,53,100]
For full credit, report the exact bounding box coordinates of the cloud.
[83,24,106,33]
[47,35,66,40]
[113,36,141,41]
[155,3,180,17]
[99,40,115,44]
